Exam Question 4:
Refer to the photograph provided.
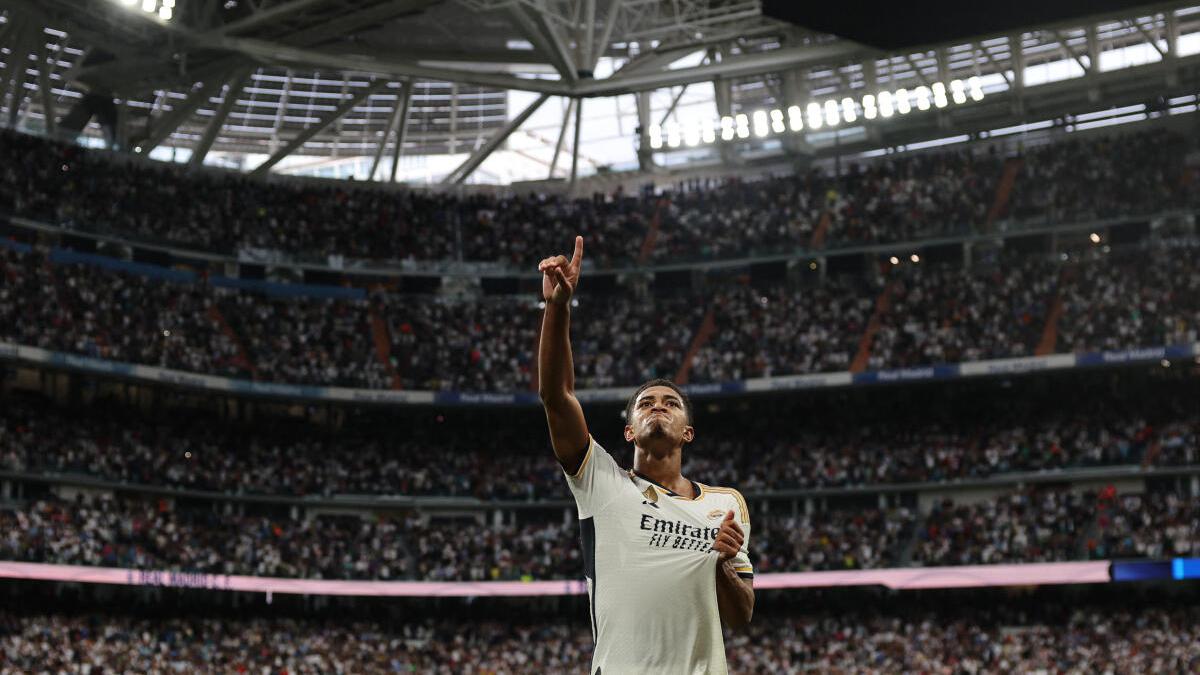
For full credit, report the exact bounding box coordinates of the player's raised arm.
[538,236,590,473]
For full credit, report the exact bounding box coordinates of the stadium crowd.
[1,393,1194,499]
[0,484,1193,579]
[3,241,1199,391]
[2,605,1198,673]
[0,127,1191,267]
[911,488,1091,566]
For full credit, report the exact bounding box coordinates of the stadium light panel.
[770,111,786,134]
[752,110,769,137]
[159,5,172,19]
[950,80,967,104]
[701,119,716,144]
[932,82,948,108]
[787,105,803,131]
[841,97,856,123]
[862,94,877,120]
[142,0,156,11]
[720,116,735,141]
[666,121,681,148]
[120,0,137,5]
[735,113,750,139]
[895,89,911,114]
[968,77,984,102]
[806,102,823,129]
[914,86,931,110]
[683,120,701,147]
[878,91,894,117]
[823,100,839,127]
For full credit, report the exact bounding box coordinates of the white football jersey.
[564,436,753,675]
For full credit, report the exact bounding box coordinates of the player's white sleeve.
[730,519,754,579]
[717,489,754,579]
[562,435,627,518]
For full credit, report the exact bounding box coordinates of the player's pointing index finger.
[570,235,583,270]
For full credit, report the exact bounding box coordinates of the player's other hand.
[713,510,744,563]
[538,236,583,307]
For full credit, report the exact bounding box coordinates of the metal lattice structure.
[0,0,1197,184]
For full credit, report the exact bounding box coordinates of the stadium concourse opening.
[0,0,1199,671]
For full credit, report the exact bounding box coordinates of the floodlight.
[683,120,701,147]
[914,86,931,110]
[159,5,172,19]
[910,254,920,263]
[701,118,716,144]
[950,80,967,104]
[720,116,735,141]
[752,110,769,137]
[120,0,137,6]
[878,91,894,117]
[895,89,911,114]
[735,113,750,139]
[1089,232,1101,244]
[862,94,877,120]
[932,82,948,108]
[889,256,899,265]
[769,108,785,133]
[823,100,839,127]
[806,102,823,129]
[142,0,156,11]
[841,97,856,123]
[787,105,803,131]
[968,76,984,102]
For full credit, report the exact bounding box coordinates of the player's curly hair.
[624,378,693,425]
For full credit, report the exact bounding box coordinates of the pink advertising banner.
[0,560,1111,597]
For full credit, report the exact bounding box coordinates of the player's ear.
[624,424,634,442]
[682,425,694,444]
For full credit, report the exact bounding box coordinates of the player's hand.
[538,236,583,307]
[712,511,744,563]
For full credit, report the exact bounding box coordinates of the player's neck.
[633,446,692,498]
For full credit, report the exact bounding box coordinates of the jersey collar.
[630,469,703,501]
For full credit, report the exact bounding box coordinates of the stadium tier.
[0,128,1194,268]
[1,586,1197,672]
[1,239,1198,393]
[4,0,1200,671]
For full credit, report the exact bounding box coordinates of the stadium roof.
[0,0,1195,184]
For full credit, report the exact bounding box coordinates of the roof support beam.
[140,78,225,153]
[574,42,861,96]
[251,78,386,176]
[36,40,55,137]
[548,97,575,179]
[369,81,406,181]
[388,81,413,184]
[444,92,549,185]
[189,69,250,167]
[568,95,583,192]
[216,0,331,36]
[1130,18,1165,58]
[657,85,689,127]
[508,3,578,84]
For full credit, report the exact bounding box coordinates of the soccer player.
[538,236,754,675]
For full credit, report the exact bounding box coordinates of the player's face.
[626,386,693,447]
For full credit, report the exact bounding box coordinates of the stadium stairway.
[850,281,897,373]
[1035,266,1074,356]
[808,210,832,250]
[673,304,717,385]
[986,158,1024,228]
[637,197,668,265]
[369,304,402,389]
[206,305,255,375]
